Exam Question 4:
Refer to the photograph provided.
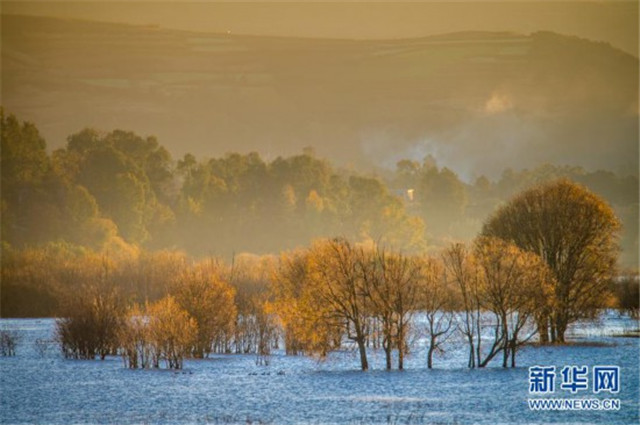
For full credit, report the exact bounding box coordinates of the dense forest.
[1,110,638,319]
[2,110,637,260]
[1,110,638,372]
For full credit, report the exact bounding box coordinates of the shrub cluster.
[0,330,20,356]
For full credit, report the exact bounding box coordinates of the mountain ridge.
[2,14,638,179]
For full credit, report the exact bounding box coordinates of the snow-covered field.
[1,314,638,424]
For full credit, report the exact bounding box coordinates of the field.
[1,315,638,424]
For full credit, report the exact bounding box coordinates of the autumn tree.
[228,253,278,360]
[474,237,554,367]
[361,246,422,370]
[127,250,188,304]
[482,179,621,343]
[56,262,125,361]
[418,257,455,369]
[173,262,237,358]
[358,247,393,369]
[118,304,153,369]
[309,238,370,370]
[1,244,64,317]
[270,250,341,357]
[146,296,197,369]
[442,243,482,368]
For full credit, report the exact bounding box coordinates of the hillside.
[2,14,638,178]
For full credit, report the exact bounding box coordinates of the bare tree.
[309,238,370,371]
[380,249,421,370]
[360,246,422,370]
[611,273,639,319]
[418,257,455,369]
[442,243,481,368]
[0,330,20,356]
[358,247,394,370]
[57,280,124,360]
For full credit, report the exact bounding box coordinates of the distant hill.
[2,15,638,178]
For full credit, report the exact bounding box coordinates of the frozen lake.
[1,315,638,424]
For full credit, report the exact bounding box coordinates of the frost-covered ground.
[1,314,638,425]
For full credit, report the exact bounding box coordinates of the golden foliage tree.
[173,262,236,358]
[474,237,554,367]
[228,254,279,363]
[118,304,152,369]
[146,296,197,369]
[308,238,370,370]
[270,249,341,358]
[482,179,620,343]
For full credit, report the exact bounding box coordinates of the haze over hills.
[1,14,638,180]
[4,1,638,57]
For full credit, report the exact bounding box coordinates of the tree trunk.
[357,337,369,371]
[467,336,475,369]
[501,322,509,368]
[384,338,392,370]
[397,321,405,370]
[427,339,435,369]
[537,316,549,344]
[502,345,509,368]
[556,324,566,343]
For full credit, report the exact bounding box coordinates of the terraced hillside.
[2,15,638,176]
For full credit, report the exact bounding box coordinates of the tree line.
[50,252,275,369]
[2,110,638,267]
[1,110,636,369]
[20,235,555,370]
[3,178,633,369]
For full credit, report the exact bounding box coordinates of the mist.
[2,9,638,180]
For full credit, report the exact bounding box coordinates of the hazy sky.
[3,0,638,181]
[4,1,638,56]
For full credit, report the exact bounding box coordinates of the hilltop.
[2,14,638,178]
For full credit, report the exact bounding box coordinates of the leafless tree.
[0,330,20,356]
[442,243,482,368]
[418,257,456,369]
